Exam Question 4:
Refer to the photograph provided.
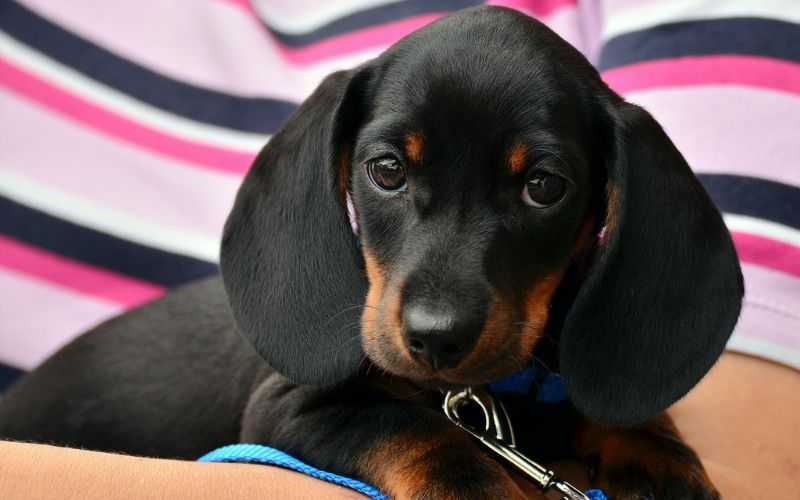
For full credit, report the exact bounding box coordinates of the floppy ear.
[560,101,744,426]
[220,69,373,386]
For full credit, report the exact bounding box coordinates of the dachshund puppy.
[0,7,742,499]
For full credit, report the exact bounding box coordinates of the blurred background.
[1,0,798,390]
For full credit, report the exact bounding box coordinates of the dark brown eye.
[368,156,406,191]
[522,170,566,207]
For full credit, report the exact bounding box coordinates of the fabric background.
[1,0,798,390]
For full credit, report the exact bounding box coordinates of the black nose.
[402,305,483,370]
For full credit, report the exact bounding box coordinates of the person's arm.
[3,352,797,500]
[529,352,800,499]
[669,351,800,498]
[0,440,368,500]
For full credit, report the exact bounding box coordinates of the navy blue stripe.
[599,18,800,71]
[0,0,297,134]
[261,0,481,47]
[698,174,800,231]
[0,362,24,392]
[0,197,219,287]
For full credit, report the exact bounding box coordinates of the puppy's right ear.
[221,68,373,386]
[559,101,743,425]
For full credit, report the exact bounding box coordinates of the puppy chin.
[361,324,536,389]
[366,350,525,390]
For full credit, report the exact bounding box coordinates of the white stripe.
[0,32,269,153]
[726,336,800,371]
[0,170,220,262]
[603,0,800,41]
[249,0,405,34]
[723,213,800,247]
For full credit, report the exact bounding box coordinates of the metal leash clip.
[443,387,588,500]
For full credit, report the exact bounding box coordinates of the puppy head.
[221,7,742,425]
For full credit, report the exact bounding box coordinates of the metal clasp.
[443,387,588,500]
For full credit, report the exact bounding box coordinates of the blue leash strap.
[199,443,606,500]
[198,444,389,500]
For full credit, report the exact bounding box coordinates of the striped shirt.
[0,0,797,389]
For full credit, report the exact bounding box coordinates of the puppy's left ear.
[220,68,373,386]
[560,100,744,426]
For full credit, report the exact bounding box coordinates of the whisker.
[325,303,377,325]
[324,304,363,325]
[389,384,430,401]
[332,328,366,357]
[526,353,555,375]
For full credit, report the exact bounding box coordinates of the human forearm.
[0,440,367,500]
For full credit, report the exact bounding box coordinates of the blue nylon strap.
[489,366,537,394]
[536,373,570,403]
[199,371,601,498]
[489,366,570,404]
[488,368,607,498]
[198,444,389,500]
[199,443,607,500]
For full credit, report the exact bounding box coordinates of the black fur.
[0,278,267,458]
[1,7,741,497]
[220,70,368,385]
[559,102,743,425]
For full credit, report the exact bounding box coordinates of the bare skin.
[669,352,800,498]
[2,353,797,499]
[522,352,800,499]
[0,440,366,500]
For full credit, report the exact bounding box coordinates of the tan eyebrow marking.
[508,142,527,175]
[404,132,424,164]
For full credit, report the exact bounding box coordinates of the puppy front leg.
[573,413,719,499]
[241,374,525,499]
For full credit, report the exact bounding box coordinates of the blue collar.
[489,366,570,404]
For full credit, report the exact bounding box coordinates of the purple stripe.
[603,56,800,95]
[622,86,800,187]
[0,59,256,174]
[0,236,164,307]
[16,0,325,101]
[17,0,584,103]
[0,91,241,241]
[0,269,124,370]
[739,262,800,348]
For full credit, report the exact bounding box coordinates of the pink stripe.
[220,0,576,64]
[267,3,579,64]
[0,91,241,241]
[18,0,579,102]
[272,13,443,64]
[224,0,577,22]
[19,0,317,101]
[0,236,165,307]
[488,0,577,17]
[216,0,254,14]
[275,11,582,65]
[732,232,800,277]
[225,0,576,29]
[0,58,254,175]
[0,269,125,369]
[603,56,800,95]
[622,86,800,187]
